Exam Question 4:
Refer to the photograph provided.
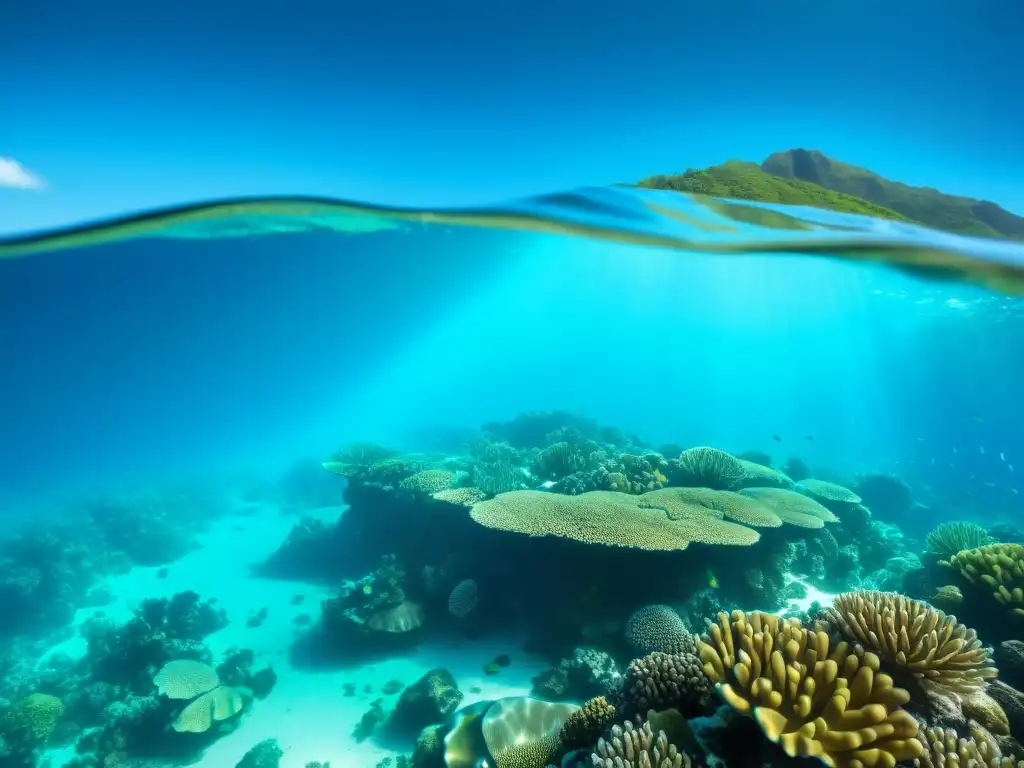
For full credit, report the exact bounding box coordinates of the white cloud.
[0,157,46,190]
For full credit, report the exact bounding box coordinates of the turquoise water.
[1,187,1023,768]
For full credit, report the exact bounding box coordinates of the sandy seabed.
[40,503,543,768]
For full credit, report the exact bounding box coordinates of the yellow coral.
[827,591,996,695]
[470,490,759,551]
[432,487,487,506]
[400,470,456,494]
[482,697,578,768]
[699,610,922,768]
[961,689,1010,736]
[153,659,220,700]
[914,725,1022,768]
[946,544,1024,618]
[172,685,251,733]
[930,585,964,606]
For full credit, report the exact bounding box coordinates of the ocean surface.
[1,186,1023,768]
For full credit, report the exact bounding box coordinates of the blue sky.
[1,0,1023,234]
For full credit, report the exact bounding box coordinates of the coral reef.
[825,591,997,695]
[699,609,923,766]
[559,696,616,750]
[927,522,996,560]
[235,738,284,768]
[623,605,692,655]
[591,718,693,768]
[387,668,463,734]
[622,650,710,717]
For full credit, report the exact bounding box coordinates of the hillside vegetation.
[638,161,911,223]
[640,151,1024,240]
[762,149,1024,239]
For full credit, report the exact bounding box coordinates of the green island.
[639,149,1024,239]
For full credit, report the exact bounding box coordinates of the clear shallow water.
[1,187,1024,768]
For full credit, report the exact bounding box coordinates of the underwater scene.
[4,163,1024,768]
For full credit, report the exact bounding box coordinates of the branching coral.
[914,724,1020,768]
[946,544,1024,618]
[469,490,759,551]
[927,523,996,560]
[591,718,693,768]
[624,605,692,655]
[699,610,922,768]
[322,442,396,477]
[534,442,588,480]
[825,591,997,695]
[676,447,746,489]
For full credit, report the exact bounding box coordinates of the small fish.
[972,415,986,423]
[772,434,781,442]
[705,569,719,589]
[804,435,814,441]
[984,481,996,488]
[1012,488,1019,495]
[1001,452,1006,462]
[1010,464,1015,473]
[916,437,925,442]
[980,446,986,454]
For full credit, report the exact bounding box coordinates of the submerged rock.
[235,738,283,768]
[387,667,463,734]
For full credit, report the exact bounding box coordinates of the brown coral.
[826,591,997,695]
[624,650,710,717]
[699,610,922,768]
[560,696,617,750]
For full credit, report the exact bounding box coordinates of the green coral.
[0,693,63,745]
[926,521,995,560]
